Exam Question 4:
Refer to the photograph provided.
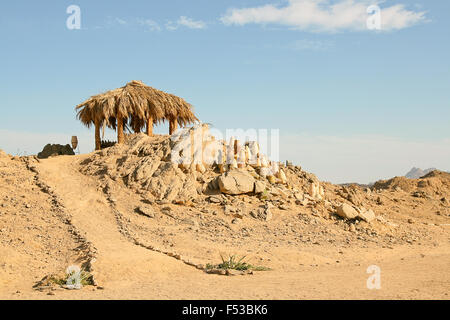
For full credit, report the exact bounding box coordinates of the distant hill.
[405,167,437,179]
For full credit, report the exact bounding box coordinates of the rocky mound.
[421,170,450,180]
[80,125,381,224]
[80,128,322,202]
[373,170,450,198]
[373,176,418,193]
[37,144,75,159]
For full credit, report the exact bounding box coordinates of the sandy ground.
[1,152,449,300]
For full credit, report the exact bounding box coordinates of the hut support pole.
[94,119,101,151]
[146,116,153,136]
[169,118,178,135]
[133,123,141,133]
[117,114,125,144]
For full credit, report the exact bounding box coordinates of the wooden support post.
[133,122,141,133]
[169,118,178,135]
[146,116,153,136]
[94,118,101,151]
[117,114,125,144]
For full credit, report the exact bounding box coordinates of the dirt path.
[36,156,198,286]
[2,154,449,299]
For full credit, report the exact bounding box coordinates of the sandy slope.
[1,152,449,299]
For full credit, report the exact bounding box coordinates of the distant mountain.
[405,167,437,179]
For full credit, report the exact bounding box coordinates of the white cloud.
[137,18,161,31]
[221,0,427,32]
[178,16,207,29]
[280,133,450,184]
[166,16,207,30]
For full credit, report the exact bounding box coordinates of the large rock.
[254,180,267,194]
[37,144,75,159]
[218,169,255,195]
[358,208,376,223]
[336,203,358,219]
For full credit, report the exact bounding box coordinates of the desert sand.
[0,134,449,300]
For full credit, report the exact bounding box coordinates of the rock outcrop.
[37,144,75,159]
[218,169,256,195]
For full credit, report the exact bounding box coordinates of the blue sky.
[0,0,449,183]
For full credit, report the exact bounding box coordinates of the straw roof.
[75,80,198,130]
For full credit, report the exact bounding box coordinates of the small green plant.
[66,269,94,286]
[33,269,94,291]
[47,275,66,286]
[49,269,94,287]
[207,254,270,271]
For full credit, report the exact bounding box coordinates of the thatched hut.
[75,80,198,150]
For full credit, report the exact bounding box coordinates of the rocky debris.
[136,205,155,218]
[265,207,273,221]
[204,268,224,275]
[208,194,227,204]
[224,204,235,215]
[356,208,376,223]
[218,169,255,195]
[412,191,428,198]
[309,182,325,200]
[295,197,309,206]
[294,192,303,200]
[336,203,376,223]
[254,181,267,194]
[37,144,75,159]
[250,203,273,221]
[336,203,358,220]
[338,185,365,206]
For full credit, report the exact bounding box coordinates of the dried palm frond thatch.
[75,80,199,150]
